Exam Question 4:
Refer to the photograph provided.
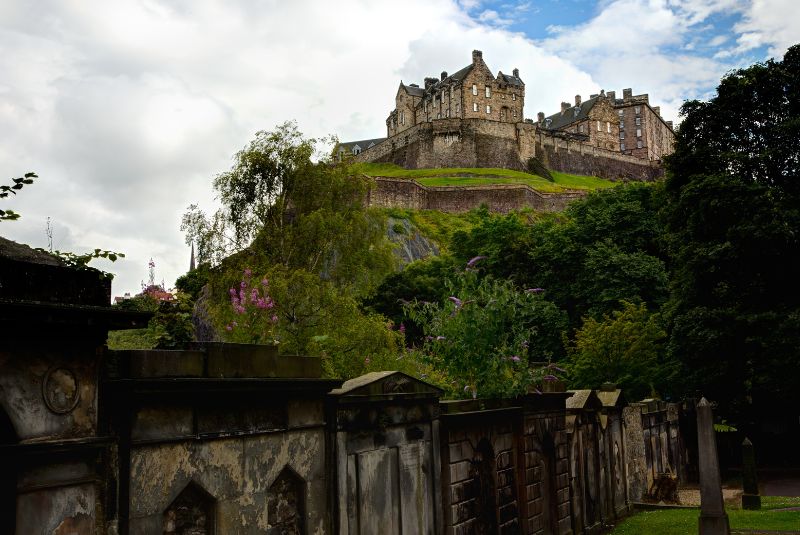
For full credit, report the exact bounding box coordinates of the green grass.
[609,503,800,534]
[355,162,616,193]
[382,207,482,250]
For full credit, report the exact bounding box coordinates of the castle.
[338,51,675,180]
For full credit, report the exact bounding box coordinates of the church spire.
[190,242,196,271]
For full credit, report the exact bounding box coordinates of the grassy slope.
[610,498,800,534]
[356,162,616,193]
[382,207,482,251]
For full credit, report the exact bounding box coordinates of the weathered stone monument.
[741,438,761,510]
[696,397,730,535]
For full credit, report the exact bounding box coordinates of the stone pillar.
[741,438,761,510]
[696,397,730,534]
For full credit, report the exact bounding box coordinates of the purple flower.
[543,374,558,382]
[255,298,268,309]
[271,314,278,323]
[229,288,237,297]
[448,296,463,308]
[225,324,233,332]
[510,355,521,362]
[466,255,487,268]
[243,268,252,277]
[399,323,406,334]
[250,288,259,302]
[525,288,545,294]
[240,280,247,289]
[261,278,269,286]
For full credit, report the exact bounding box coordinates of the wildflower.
[250,288,259,302]
[399,323,406,334]
[243,268,252,277]
[240,280,247,289]
[271,314,278,323]
[466,255,487,269]
[261,278,269,286]
[229,288,237,297]
[225,324,233,332]
[510,355,521,362]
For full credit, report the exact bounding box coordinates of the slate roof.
[543,95,600,130]
[337,137,386,153]
[401,83,424,97]
[499,72,524,87]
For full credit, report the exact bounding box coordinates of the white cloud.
[0,0,600,296]
[732,0,800,57]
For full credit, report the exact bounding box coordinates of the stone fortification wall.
[357,117,663,184]
[368,177,586,214]
[533,132,663,182]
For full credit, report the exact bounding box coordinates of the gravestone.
[696,398,730,535]
[741,438,761,510]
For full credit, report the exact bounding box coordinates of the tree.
[662,45,800,420]
[567,301,674,401]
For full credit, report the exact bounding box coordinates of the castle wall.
[367,177,586,214]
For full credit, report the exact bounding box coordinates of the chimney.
[537,111,545,123]
[561,102,571,114]
[424,77,437,90]
[666,120,674,130]
[590,93,599,99]
[654,106,661,116]
[409,83,419,88]
[472,50,483,64]
[600,89,606,97]
[607,90,616,102]
[622,88,633,101]
[441,71,448,81]
[513,68,519,78]
[575,94,582,106]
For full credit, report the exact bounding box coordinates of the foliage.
[662,45,800,419]
[115,293,160,313]
[567,301,673,400]
[150,292,195,349]
[174,265,211,300]
[106,329,156,350]
[43,248,125,280]
[182,122,396,297]
[382,207,482,251]
[0,172,36,221]
[609,506,800,535]
[404,263,564,399]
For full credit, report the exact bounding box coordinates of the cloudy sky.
[1,0,798,297]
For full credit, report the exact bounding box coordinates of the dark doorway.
[0,406,18,534]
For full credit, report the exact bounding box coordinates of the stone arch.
[267,465,305,534]
[0,405,18,534]
[163,481,216,535]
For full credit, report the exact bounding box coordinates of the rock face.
[387,216,440,264]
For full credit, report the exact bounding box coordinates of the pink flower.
[255,298,267,309]
[261,278,269,286]
[250,288,259,302]
[271,314,278,323]
[243,268,252,277]
[225,324,233,332]
[510,355,521,362]
[240,280,247,289]
[399,323,406,334]
[229,288,237,297]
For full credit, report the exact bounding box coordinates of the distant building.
[538,88,675,161]
[335,138,386,161]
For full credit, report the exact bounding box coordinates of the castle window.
[618,109,624,116]
[620,132,625,139]
[637,128,642,137]
[473,102,478,112]
[472,84,477,96]
[620,121,624,129]
[513,110,517,118]
[635,117,641,126]
[637,140,643,149]
[485,86,491,98]
[620,142,626,151]
[579,124,585,133]
[486,105,491,114]
[607,121,611,133]
[512,93,516,101]
[597,120,601,131]
[635,106,641,115]
[437,112,441,119]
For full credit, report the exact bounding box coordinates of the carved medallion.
[43,367,80,414]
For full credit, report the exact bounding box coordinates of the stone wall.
[367,177,586,214]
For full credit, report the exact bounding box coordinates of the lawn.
[609,499,800,534]
[355,162,616,193]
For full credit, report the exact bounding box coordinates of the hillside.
[355,162,616,193]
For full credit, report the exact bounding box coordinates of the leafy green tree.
[150,292,195,349]
[405,267,566,399]
[567,301,673,401]
[663,45,800,419]
[175,265,211,301]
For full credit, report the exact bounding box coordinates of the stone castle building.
[337,50,675,176]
